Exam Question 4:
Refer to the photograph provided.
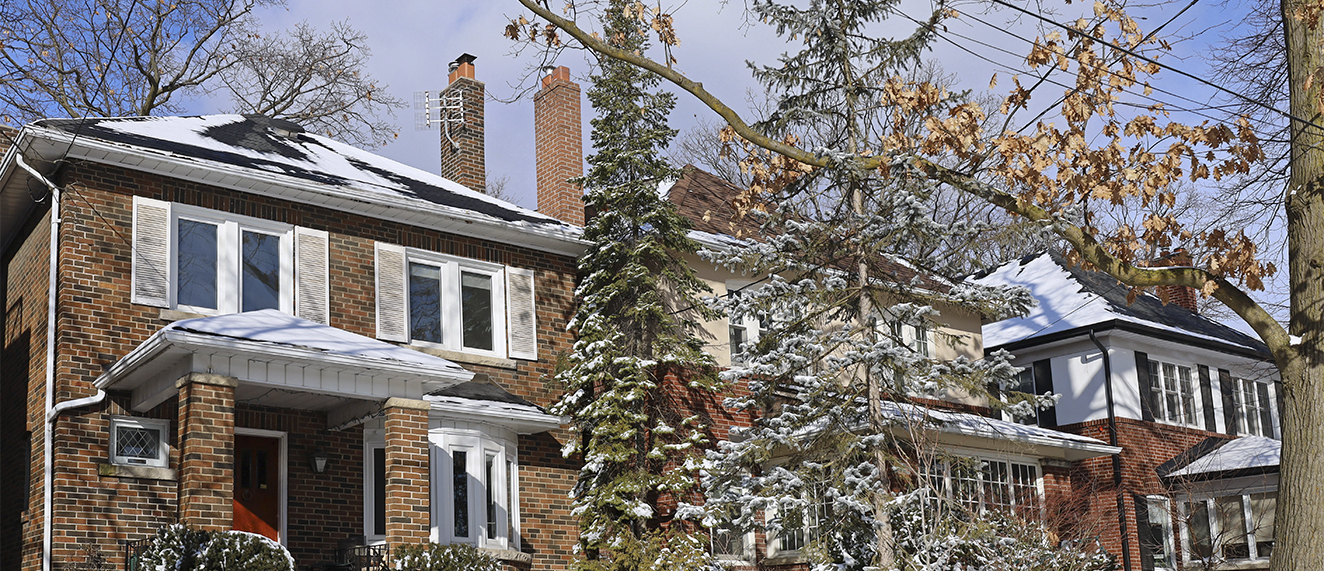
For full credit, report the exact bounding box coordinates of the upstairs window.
[1148,361,1200,427]
[1232,378,1276,438]
[132,197,329,323]
[376,243,538,361]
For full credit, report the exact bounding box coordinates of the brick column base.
[384,397,431,549]
[177,373,237,531]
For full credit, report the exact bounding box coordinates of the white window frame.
[405,249,508,359]
[765,481,827,557]
[1180,487,1277,566]
[920,451,1044,518]
[1148,360,1202,428]
[109,416,171,468]
[429,425,519,550]
[711,523,754,563]
[171,204,295,316]
[1232,377,1275,438]
[1143,495,1178,570]
[363,429,387,544]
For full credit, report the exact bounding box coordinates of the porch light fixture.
[311,449,330,473]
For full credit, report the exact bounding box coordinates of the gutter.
[16,154,107,571]
[1090,329,1131,571]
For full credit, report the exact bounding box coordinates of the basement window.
[110,417,170,468]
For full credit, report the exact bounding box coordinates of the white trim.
[234,427,289,546]
[428,424,519,550]
[363,429,386,544]
[404,248,508,360]
[108,416,171,468]
[169,203,295,316]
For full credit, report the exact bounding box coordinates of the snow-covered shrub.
[392,542,500,571]
[200,530,295,571]
[137,524,293,571]
[889,489,1116,571]
[139,524,209,571]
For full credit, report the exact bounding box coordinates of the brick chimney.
[1153,250,1199,313]
[439,53,485,194]
[534,66,584,226]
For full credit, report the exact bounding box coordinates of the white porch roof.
[95,310,474,413]
[1167,436,1281,478]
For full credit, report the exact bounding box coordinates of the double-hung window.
[726,285,769,367]
[1148,361,1200,427]
[769,482,828,555]
[890,321,931,358]
[1232,378,1276,438]
[1139,496,1177,570]
[375,243,538,360]
[132,197,330,323]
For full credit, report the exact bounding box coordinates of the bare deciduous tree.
[0,0,402,147]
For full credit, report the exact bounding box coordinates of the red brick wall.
[178,377,236,531]
[439,73,486,194]
[534,66,584,226]
[2,158,581,571]
[383,402,431,546]
[1060,418,1232,568]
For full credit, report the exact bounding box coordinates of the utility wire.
[985,0,1324,134]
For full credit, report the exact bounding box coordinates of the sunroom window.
[1182,490,1276,564]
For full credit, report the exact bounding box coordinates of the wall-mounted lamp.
[310,449,330,473]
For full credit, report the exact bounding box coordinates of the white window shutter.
[505,267,537,360]
[375,242,409,342]
[295,227,330,324]
[131,196,171,308]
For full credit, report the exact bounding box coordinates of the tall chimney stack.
[440,53,485,194]
[534,66,584,226]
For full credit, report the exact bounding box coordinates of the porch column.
[383,397,431,548]
[177,373,237,531]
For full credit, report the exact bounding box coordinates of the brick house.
[972,251,1282,571]
[1,59,588,571]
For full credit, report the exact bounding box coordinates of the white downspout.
[16,155,106,571]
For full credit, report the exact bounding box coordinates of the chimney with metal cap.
[534,65,584,226]
[439,53,485,193]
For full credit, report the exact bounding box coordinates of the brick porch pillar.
[383,397,431,549]
[177,373,237,531]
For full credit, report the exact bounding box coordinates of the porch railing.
[120,538,151,571]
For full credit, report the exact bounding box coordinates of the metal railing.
[120,538,151,571]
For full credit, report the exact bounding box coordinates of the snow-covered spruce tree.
[686,1,1042,570]
[549,2,720,570]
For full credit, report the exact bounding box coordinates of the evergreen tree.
[549,2,719,570]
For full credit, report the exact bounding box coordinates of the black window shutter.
[1135,351,1156,422]
[1033,359,1057,428]
[1135,495,1156,571]
[1220,369,1239,436]
[1198,365,1217,431]
[1256,382,1274,438]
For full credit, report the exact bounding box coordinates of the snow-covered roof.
[1166,436,1280,479]
[168,309,467,372]
[2,115,586,256]
[95,309,473,411]
[971,251,1268,355]
[880,399,1118,460]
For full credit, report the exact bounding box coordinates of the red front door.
[233,435,281,541]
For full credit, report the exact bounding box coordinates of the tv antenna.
[414,88,465,150]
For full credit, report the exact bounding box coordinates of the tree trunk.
[1275,0,1324,568]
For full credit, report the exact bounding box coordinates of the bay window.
[430,426,519,549]
[1182,490,1276,564]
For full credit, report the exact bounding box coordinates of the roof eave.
[21,124,589,257]
[986,319,1272,361]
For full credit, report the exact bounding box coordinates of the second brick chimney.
[1153,249,1199,313]
[440,53,485,194]
[534,66,584,226]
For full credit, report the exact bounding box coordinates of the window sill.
[409,345,520,370]
[99,462,176,481]
[479,548,533,565]
[762,554,809,566]
[159,308,210,322]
